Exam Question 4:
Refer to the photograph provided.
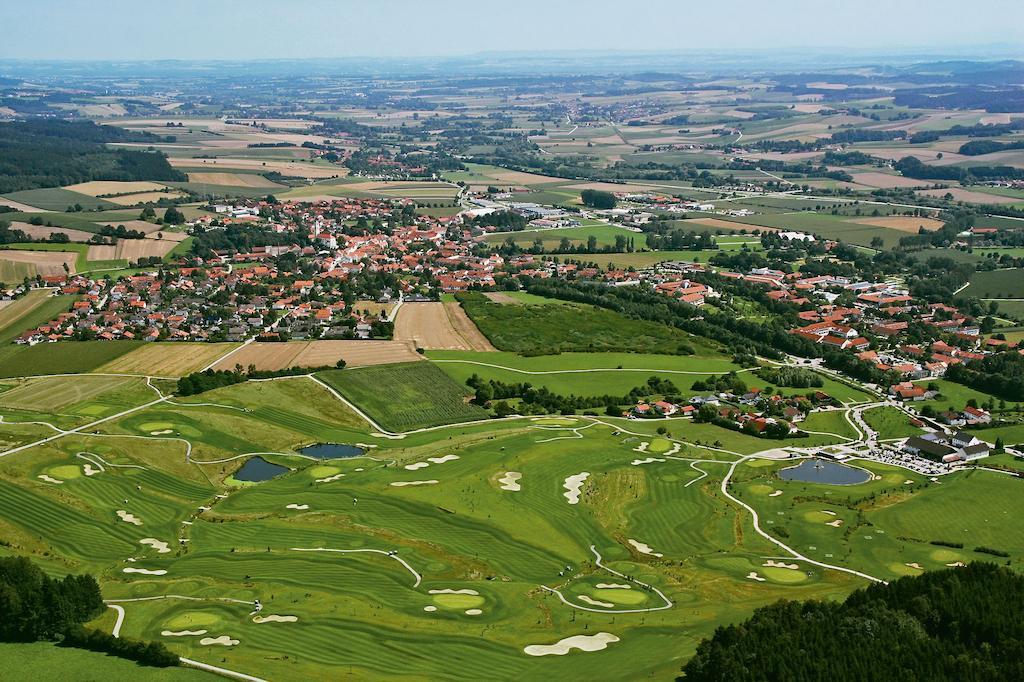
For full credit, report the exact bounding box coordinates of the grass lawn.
[963,269,1024,299]
[0,340,142,378]
[914,379,1003,413]
[0,642,208,680]
[316,361,488,432]
[863,406,925,440]
[1,188,118,212]
[482,222,639,249]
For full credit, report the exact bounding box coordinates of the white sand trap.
[578,595,615,608]
[404,462,431,471]
[253,615,298,624]
[524,632,619,657]
[117,510,142,526]
[665,443,682,456]
[140,538,171,554]
[764,560,798,570]
[821,510,836,516]
[150,430,173,435]
[747,571,766,582]
[628,539,663,558]
[563,472,590,504]
[423,605,438,612]
[390,480,438,487]
[596,583,631,590]
[285,503,309,510]
[315,473,345,483]
[826,519,844,527]
[631,457,666,466]
[946,561,966,568]
[200,636,239,647]
[123,567,167,576]
[428,455,459,464]
[37,474,63,484]
[499,471,522,491]
[905,562,923,570]
[769,490,783,497]
[162,630,207,637]
[633,442,650,452]
[903,479,915,484]
[429,588,479,596]
[82,464,100,476]
[464,609,483,616]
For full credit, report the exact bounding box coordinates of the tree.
[163,207,185,225]
[580,189,617,209]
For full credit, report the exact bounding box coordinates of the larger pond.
[234,456,289,483]
[298,443,366,459]
[778,458,871,485]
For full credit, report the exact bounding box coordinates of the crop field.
[482,222,638,249]
[0,340,142,379]
[316,361,487,432]
[185,172,283,187]
[394,302,496,351]
[0,375,141,413]
[211,340,422,371]
[0,249,79,277]
[63,181,171,196]
[0,291,77,343]
[86,238,179,261]
[96,342,240,376]
[0,188,118,212]
[962,269,1024,299]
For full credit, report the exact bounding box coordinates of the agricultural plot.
[316,361,487,432]
[63,181,170,196]
[482,222,640,250]
[211,340,422,371]
[185,172,283,188]
[0,291,77,343]
[962,269,1024,299]
[0,340,142,379]
[96,342,240,376]
[0,188,117,212]
[0,249,78,277]
[393,302,496,351]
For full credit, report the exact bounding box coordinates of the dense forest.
[0,120,185,193]
[680,563,1024,682]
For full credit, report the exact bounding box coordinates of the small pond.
[234,456,289,482]
[298,443,366,459]
[778,458,870,485]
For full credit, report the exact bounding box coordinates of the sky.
[1,0,1022,61]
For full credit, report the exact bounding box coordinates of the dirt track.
[394,302,496,351]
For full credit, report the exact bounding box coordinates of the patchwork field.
[394,302,496,351]
[97,342,241,376]
[186,172,283,188]
[86,238,179,261]
[0,291,77,343]
[211,340,423,372]
[64,181,170,196]
[0,249,78,277]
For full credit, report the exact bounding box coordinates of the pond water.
[298,443,366,459]
[778,458,870,485]
[234,456,289,482]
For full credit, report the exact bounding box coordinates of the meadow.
[962,268,1024,299]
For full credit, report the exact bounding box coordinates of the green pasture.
[863,406,924,440]
[1,188,118,212]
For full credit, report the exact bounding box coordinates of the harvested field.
[687,217,779,232]
[97,342,240,376]
[917,188,1021,205]
[186,172,282,188]
[394,302,496,351]
[0,198,46,213]
[105,191,188,206]
[0,375,135,412]
[846,216,945,232]
[98,220,165,234]
[64,181,168,197]
[87,239,178,261]
[483,292,522,305]
[0,250,77,276]
[848,172,926,189]
[170,157,342,179]
[9,222,96,243]
[211,340,422,371]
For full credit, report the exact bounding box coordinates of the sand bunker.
[140,538,171,554]
[764,560,798,570]
[162,630,207,637]
[429,588,479,596]
[123,567,167,576]
[82,464,100,477]
[253,615,298,624]
[405,454,460,471]
[423,605,437,612]
[117,510,142,526]
[628,539,663,558]
[499,471,522,491]
[905,562,923,570]
[826,519,844,527]
[633,442,650,452]
[200,636,238,647]
[578,595,615,608]
[464,609,483,616]
[404,462,430,471]
[946,561,966,568]
[596,583,631,590]
[821,510,837,516]
[37,474,63,484]
[315,473,346,483]
[664,443,682,456]
[391,480,438,487]
[769,490,783,497]
[631,457,666,466]
[563,472,590,504]
[904,479,915,484]
[150,429,173,435]
[524,632,619,656]
[747,572,766,582]
[285,503,309,510]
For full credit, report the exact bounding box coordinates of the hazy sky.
[2,0,1022,60]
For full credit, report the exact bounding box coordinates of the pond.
[234,456,289,483]
[778,458,871,485]
[298,443,366,459]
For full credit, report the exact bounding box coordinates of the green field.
[1,188,118,212]
[0,340,142,379]
[862,406,925,440]
[483,222,639,249]
[0,291,78,344]
[962,269,1024,299]
[0,642,208,681]
[316,361,489,432]
[458,292,706,356]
